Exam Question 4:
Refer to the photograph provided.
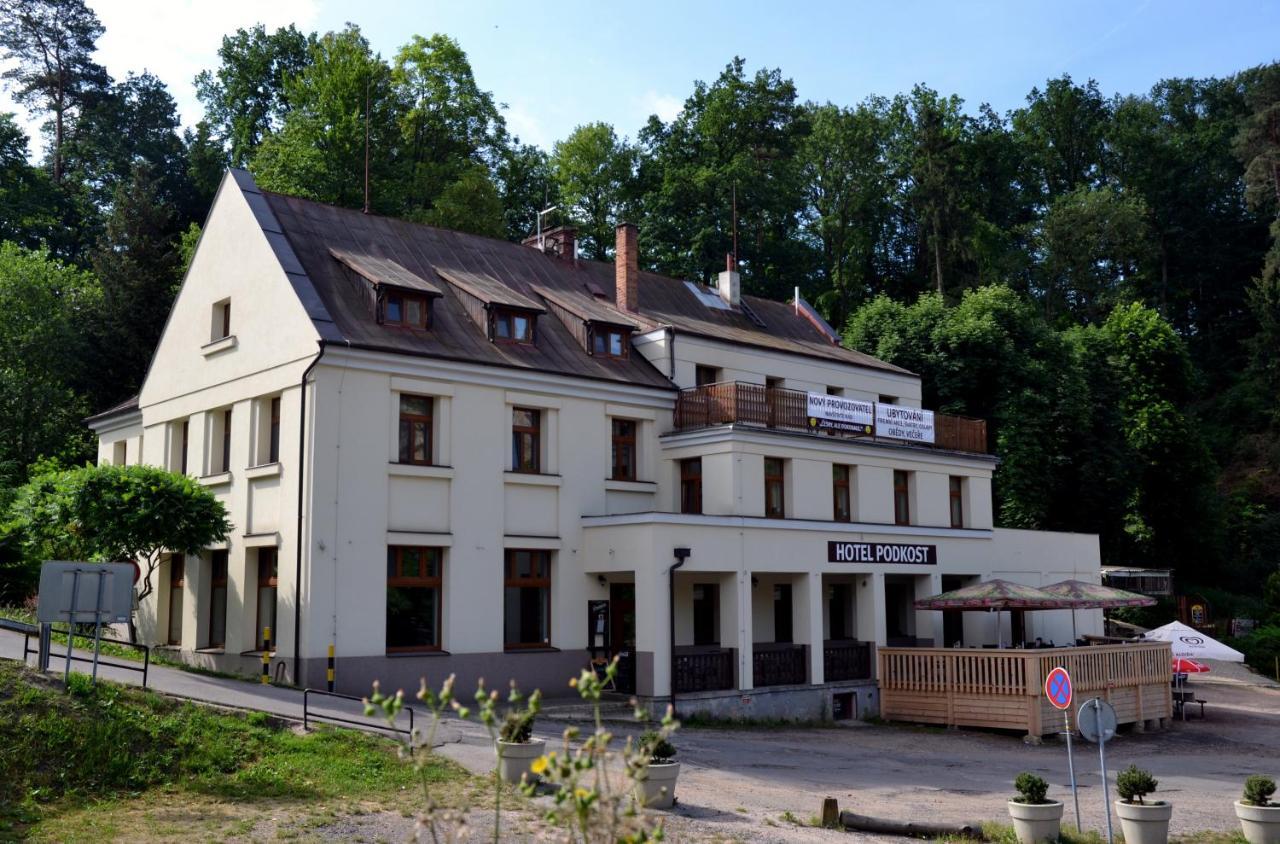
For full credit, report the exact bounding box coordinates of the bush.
[639,730,676,764]
[1243,775,1276,807]
[497,710,533,743]
[1116,765,1159,804]
[1012,771,1050,804]
[1234,625,1280,676]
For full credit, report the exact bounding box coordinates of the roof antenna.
[731,181,738,268]
[363,75,371,214]
[536,205,558,250]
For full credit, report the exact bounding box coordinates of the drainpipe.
[669,547,691,716]
[292,340,326,683]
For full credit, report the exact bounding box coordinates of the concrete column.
[634,563,669,698]
[733,570,754,690]
[914,573,944,647]
[797,571,824,685]
[856,572,887,647]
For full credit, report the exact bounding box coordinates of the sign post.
[1078,697,1119,844]
[1044,667,1080,833]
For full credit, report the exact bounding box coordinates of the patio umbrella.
[913,579,1072,647]
[1040,579,1156,642]
[1144,620,1245,661]
[1171,657,1210,675]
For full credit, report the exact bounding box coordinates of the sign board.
[37,562,135,624]
[1045,666,1073,710]
[1077,698,1118,743]
[828,541,937,565]
[806,393,873,434]
[874,404,935,444]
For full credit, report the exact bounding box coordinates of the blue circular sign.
[1045,666,1072,710]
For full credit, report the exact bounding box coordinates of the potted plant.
[1007,772,1063,843]
[1115,765,1172,844]
[633,731,680,809]
[1235,775,1280,844]
[495,705,545,785]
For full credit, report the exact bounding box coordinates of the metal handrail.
[20,625,151,688]
[303,688,416,737]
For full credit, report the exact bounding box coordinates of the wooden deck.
[877,642,1173,738]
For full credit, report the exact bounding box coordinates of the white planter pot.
[1236,801,1280,844]
[1007,800,1063,844]
[1115,800,1172,844]
[633,761,681,809]
[495,738,546,785]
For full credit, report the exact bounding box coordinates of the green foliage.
[550,122,638,259]
[638,730,676,764]
[1233,625,1280,675]
[1116,764,1159,804]
[417,162,505,238]
[1012,771,1050,805]
[1243,775,1276,807]
[5,463,231,602]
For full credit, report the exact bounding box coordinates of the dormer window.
[493,308,535,344]
[591,326,628,358]
[384,290,431,329]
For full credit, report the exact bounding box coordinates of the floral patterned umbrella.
[1040,579,1156,609]
[913,579,1075,610]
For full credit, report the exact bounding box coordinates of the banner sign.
[874,404,935,444]
[827,541,938,565]
[806,392,873,434]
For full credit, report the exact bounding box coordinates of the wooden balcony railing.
[673,646,735,693]
[823,640,873,682]
[752,642,807,687]
[672,381,989,455]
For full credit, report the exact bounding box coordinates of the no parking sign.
[1045,666,1072,710]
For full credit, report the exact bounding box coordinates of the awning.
[1040,579,1156,609]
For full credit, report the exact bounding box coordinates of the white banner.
[874,404,935,443]
[806,393,873,434]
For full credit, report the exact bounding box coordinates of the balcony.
[672,382,988,455]
[752,642,808,687]
[673,646,735,693]
[823,639,873,682]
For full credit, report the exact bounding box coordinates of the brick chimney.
[521,225,577,261]
[616,222,638,312]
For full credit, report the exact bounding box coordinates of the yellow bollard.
[261,626,271,684]
[327,643,335,692]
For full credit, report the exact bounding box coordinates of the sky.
[4,0,1280,156]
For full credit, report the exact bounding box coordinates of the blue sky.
[4,0,1279,154]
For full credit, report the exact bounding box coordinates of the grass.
[958,822,1247,844]
[0,661,470,841]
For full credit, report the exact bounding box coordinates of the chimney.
[717,252,740,307]
[616,222,638,312]
[521,225,576,262]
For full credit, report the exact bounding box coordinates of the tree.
[419,161,505,238]
[392,34,505,217]
[88,161,182,409]
[0,242,100,488]
[193,24,313,167]
[5,463,231,637]
[496,139,556,241]
[252,25,401,213]
[1011,75,1111,203]
[0,0,108,183]
[550,122,637,260]
[0,111,59,246]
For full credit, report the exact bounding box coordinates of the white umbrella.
[1143,620,1244,661]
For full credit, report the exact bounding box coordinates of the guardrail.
[302,688,416,737]
[2,618,151,688]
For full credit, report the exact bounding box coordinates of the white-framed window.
[253,395,282,466]
[211,298,232,341]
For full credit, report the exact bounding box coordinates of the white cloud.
[502,98,550,150]
[637,89,681,125]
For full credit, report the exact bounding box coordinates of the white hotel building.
[88,170,1102,719]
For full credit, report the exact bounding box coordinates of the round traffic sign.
[1077,698,1117,743]
[1044,666,1072,710]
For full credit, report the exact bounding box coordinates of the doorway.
[608,583,636,694]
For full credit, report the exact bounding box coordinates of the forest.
[1,1,1278,639]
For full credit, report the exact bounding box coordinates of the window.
[774,583,793,643]
[610,419,636,481]
[386,546,443,652]
[679,458,702,515]
[256,548,278,650]
[592,327,628,358]
[826,386,844,396]
[692,583,718,646]
[695,365,720,387]
[764,457,785,519]
[167,556,184,646]
[893,470,911,526]
[209,408,233,474]
[878,394,897,405]
[180,420,189,474]
[511,408,540,473]
[504,550,550,649]
[384,291,431,328]
[493,308,535,343]
[398,395,433,465]
[833,464,852,522]
[208,550,228,649]
[112,440,126,466]
[268,398,281,463]
[212,299,231,341]
[949,476,964,528]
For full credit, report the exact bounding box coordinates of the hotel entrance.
[609,582,636,694]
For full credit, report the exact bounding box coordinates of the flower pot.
[1236,801,1280,844]
[495,738,546,785]
[1115,800,1172,844]
[1007,800,1063,844]
[633,761,681,809]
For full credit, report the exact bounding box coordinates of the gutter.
[668,547,691,715]
[293,340,326,681]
